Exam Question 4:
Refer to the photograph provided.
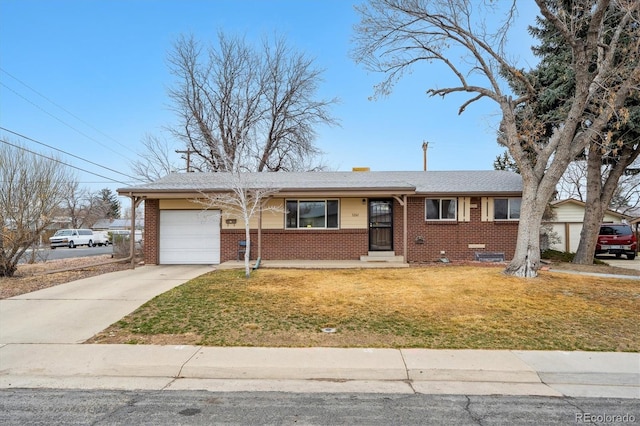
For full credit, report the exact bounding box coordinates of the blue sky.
[0,0,539,201]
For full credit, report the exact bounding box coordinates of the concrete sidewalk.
[0,264,638,398]
[0,345,637,398]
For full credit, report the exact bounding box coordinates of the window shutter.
[481,197,494,222]
[457,197,471,222]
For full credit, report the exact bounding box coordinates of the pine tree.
[513,4,640,264]
[96,188,121,219]
[493,151,520,174]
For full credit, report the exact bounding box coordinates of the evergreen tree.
[354,0,638,276]
[96,188,121,219]
[493,150,520,174]
[511,4,640,264]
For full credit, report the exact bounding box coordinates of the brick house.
[117,170,522,265]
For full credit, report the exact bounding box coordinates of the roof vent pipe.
[422,141,429,171]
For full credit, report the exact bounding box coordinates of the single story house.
[117,170,523,265]
[544,199,632,253]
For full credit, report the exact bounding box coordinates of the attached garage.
[119,170,525,265]
[159,210,221,264]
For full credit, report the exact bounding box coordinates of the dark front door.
[369,200,393,251]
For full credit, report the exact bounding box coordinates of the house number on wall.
[352,213,359,217]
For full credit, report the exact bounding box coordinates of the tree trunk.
[244,226,251,278]
[573,149,605,264]
[0,252,18,277]
[504,180,554,278]
[573,144,640,265]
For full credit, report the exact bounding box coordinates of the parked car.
[596,223,637,260]
[92,231,111,246]
[49,229,95,249]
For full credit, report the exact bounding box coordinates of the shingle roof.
[118,170,522,196]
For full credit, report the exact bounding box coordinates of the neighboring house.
[92,218,145,243]
[544,199,631,253]
[116,170,523,265]
[93,218,145,231]
[92,219,112,231]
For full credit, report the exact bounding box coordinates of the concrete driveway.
[598,255,640,271]
[0,265,214,344]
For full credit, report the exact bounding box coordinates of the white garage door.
[159,210,220,264]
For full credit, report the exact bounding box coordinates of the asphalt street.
[21,245,113,263]
[1,389,638,425]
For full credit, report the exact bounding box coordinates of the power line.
[0,127,139,181]
[0,67,138,157]
[0,138,131,186]
[0,80,135,161]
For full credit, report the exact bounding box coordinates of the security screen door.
[369,200,393,251]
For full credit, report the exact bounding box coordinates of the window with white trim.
[494,198,521,220]
[425,198,457,220]
[286,200,339,228]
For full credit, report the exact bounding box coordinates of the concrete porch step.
[360,251,404,263]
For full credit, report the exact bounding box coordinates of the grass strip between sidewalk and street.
[87,266,639,351]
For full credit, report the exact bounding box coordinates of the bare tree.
[556,162,588,202]
[167,32,338,173]
[61,180,95,228]
[574,141,640,263]
[353,0,640,277]
[130,134,181,182]
[0,141,72,277]
[193,173,282,278]
[56,184,124,229]
[556,159,640,213]
[614,162,640,215]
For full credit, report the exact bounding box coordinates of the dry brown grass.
[0,256,132,299]
[89,266,640,351]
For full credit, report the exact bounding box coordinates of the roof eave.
[415,191,522,197]
[119,188,523,198]
[118,187,417,198]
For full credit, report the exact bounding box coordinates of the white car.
[49,229,95,249]
[92,231,111,246]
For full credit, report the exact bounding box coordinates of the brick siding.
[221,229,368,261]
[144,199,159,265]
[143,196,519,264]
[401,196,518,262]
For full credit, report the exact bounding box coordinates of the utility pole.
[175,149,194,172]
[422,141,429,171]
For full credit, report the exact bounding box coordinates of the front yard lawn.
[88,266,640,351]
